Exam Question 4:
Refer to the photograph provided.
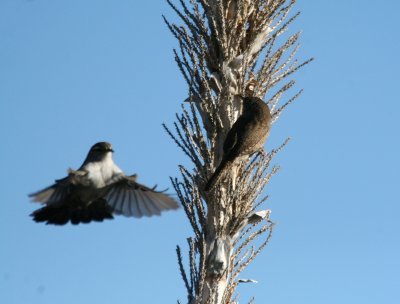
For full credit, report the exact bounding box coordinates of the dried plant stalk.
[164,1,312,303]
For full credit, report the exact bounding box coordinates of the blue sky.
[1,1,399,303]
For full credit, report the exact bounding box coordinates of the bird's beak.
[110,148,114,153]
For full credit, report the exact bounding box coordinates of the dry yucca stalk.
[163,1,312,303]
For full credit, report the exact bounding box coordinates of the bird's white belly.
[84,162,115,188]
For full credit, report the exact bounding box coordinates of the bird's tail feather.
[31,200,114,225]
[205,159,232,191]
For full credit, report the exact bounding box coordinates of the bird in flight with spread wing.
[29,142,179,225]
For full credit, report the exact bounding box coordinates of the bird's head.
[90,142,114,153]
[86,142,114,162]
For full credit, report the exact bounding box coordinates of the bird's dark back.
[243,97,271,126]
[223,97,271,158]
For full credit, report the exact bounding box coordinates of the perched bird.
[29,142,179,225]
[205,97,271,191]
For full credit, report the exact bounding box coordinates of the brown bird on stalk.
[30,142,179,225]
[205,97,272,191]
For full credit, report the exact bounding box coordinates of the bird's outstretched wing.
[29,176,72,206]
[28,169,88,206]
[104,175,179,218]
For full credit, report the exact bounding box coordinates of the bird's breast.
[82,161,117,188]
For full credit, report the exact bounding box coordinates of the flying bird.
[29,142,179,225]
[205,96,272,191]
